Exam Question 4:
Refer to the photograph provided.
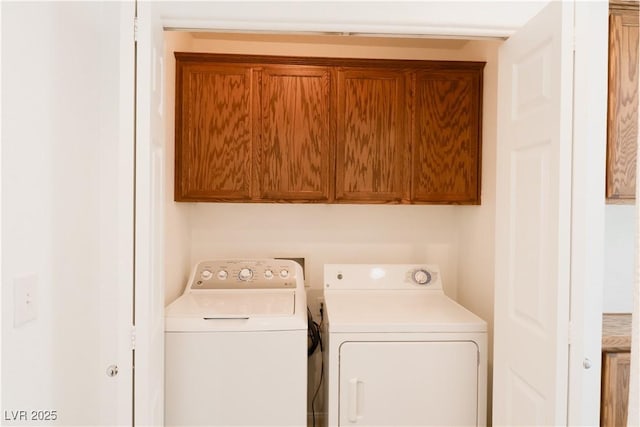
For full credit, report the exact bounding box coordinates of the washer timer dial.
[238,268,253,281]
[411,269,432,285]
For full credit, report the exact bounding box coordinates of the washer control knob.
[412,269,432,285]
[217,270,228,280]
[201,269,213,280]
[279,269,290,279]
[264,269,274,279]
[238,268,253,281]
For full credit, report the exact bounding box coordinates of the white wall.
[164,31,193,306]
[457,39,499,424]
[2,3,132,425]
[163,31,499,418]
[604,205,636,313]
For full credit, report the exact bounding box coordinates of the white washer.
[165,259,307,427]
[324,264,487,427]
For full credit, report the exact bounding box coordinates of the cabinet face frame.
[174,53,484,204]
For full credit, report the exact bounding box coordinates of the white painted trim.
[155,1,548,38]
[116,3,136,425]
[135,2,167,425]
[567,1,608,425]
[0,0,4,414]
[162,20,513,38]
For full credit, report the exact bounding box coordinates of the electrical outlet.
[14,274,37,327]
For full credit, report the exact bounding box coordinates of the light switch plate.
[14,274,37,327]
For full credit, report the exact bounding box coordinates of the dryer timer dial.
[412,269,432,285]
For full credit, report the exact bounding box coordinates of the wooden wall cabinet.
[601,351,630,427]
[607,1,639,203]
[175,53,484,204]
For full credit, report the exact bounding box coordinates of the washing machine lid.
[165,289,306,332]
[325,291,487,333]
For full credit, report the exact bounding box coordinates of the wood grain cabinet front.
[259,65,333,201]
[336,68,409,203]
[175,60,255,201]
[174,53,484,204]
[412,69,483,203]
[601,351,630,427]
[606,2,639,203]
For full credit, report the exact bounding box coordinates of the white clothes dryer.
[165,259,307,427]
[324,264,487,427]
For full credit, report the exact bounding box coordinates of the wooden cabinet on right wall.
[601,351,631,426]
[606,1,639,203]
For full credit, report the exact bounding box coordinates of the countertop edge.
[602,313,632,352]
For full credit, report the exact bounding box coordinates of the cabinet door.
[606,7,639,203]
[336,68,408,202]
[259,66,333,201]
[601,351,630,427]
[175,61,254,201]
[412,69,482,204]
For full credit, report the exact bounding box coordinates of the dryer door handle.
[347,378,364,423]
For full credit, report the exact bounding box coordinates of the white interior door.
[493,1,574,425]
[134,2,166,425]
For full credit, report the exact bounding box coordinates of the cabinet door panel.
[260,66,332,200]
[336,69,408,202]
[175,62,253,201]
[606,9,639,203]
[413,70,482,203]
[601,351,630,427]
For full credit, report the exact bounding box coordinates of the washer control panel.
[189,259,300,290]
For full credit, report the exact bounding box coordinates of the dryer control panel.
[324,264,443,292]
[188,259,302,290]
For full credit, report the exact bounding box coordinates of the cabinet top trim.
[174,52,486,71]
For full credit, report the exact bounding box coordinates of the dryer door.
[339,341,479,426]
